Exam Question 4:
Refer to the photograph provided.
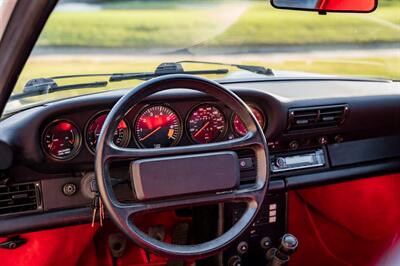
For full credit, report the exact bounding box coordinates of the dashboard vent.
[288,105,348,130]
[0,182,40,216]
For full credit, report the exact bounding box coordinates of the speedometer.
[85,111,130,154]
[187,104,226,144]
[134,105,182,148]
[42,120,81,160]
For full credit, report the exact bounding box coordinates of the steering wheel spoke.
[105,130,262,163]
[115,183,264,223]
[104,142,140,161]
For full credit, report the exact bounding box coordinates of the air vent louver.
[288,105,348,130]
[0,182,40,216]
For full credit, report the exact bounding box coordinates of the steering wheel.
[95,74,270,259]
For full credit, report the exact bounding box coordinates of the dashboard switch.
[334,135,344,143]
[62,183,77,196]
[239,158,253,170]
[318,136,328,145]
[237,241,249,255]
[228,255,242,266]
[288,140,299,150]
[260,236,272,250]
[275,157,286,168]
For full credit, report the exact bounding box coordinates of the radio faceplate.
[271,149,325,173]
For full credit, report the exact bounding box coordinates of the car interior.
[0,0,399,265]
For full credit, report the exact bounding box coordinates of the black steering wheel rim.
[95,74,270,259]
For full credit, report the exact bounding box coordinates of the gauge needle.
[194,122,209,137]
[167,128,174,139]
[140,126,161,141]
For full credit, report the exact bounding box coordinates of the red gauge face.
[86,112,130,153]
[233,106,265,136]
[134,105,181,148]
[43,120,81,160]
[188,104,226,144]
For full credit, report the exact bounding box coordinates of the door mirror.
[270,0,377,13]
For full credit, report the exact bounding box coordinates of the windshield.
[4,0,400,114]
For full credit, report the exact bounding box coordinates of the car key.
[91,195,99,227]
[99,196,104,226]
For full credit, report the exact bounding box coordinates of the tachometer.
[187,104,226,144]
[134,105,182,148]
[42,120,81,160]
[85,111,130,154]
[233,105,265,136]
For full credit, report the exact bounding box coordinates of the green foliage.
[14,0,399,97]
[209,3,400,46]
[38,1,400,48]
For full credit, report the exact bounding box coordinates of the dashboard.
[0,76,400,264]
[2,77,399,173]
[40,102,266,162]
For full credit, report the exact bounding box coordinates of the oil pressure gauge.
[42,120,81,160]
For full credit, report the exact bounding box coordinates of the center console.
[223,190,287,266]
[223,148,327,265]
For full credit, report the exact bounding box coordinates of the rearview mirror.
[270,0,377,13]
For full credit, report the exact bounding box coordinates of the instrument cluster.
[41,102,267,161]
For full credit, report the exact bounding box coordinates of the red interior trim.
[289,174,400,266]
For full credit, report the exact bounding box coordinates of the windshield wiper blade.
[109,69,228,82]
[10,78,108,101]
[176,60,274,76]
[109,62,229,82]
[10,62,231,101]
[11,63,228,96]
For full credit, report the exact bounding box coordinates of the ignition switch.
[62,183,77,196]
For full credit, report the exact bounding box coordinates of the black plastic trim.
[0,207,92,236]
[218,77,392,85]
[328,135,400,166]
[285,159,400,189]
